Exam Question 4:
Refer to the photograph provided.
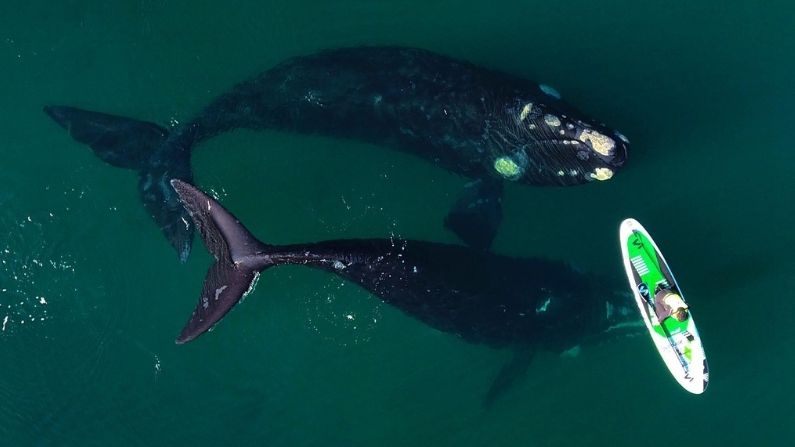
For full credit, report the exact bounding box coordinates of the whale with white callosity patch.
[44,47,629,259]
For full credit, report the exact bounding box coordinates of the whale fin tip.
[444,179,503,251]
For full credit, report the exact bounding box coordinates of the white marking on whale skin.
[206,200,212,211]
[519,102,534,121]
[214,285,228,301]
[333,260,347,270]
[615,130,630,144]
[535,297,552,313]
[303,90,325,107]
[539,84,561,99]
[241,272,261,303]
[544,114,561,127]
[560,345,581,358]
[605,320,645,333]
[578,129,616,156]
[493,149,529,180]
[494,155,525,180]
[589,167,614,181]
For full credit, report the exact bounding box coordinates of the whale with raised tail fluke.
[170,179,641,402]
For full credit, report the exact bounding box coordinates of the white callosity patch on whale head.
[494,156,522,180]
[493,150,528,181]
[578,129,616,156]
[518,102,533,122]
[589,167,614,181]
[539,84,561,99]
[543,114,561,127]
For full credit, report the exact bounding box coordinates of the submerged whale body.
[170,179,636,350]
[171,180,640,403]
[45,47,630,259]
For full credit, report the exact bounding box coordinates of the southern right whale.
[170,180,640,402]
[44,47,629,261]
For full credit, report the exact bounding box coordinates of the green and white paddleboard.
[619,218,709,394]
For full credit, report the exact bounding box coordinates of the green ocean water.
[1,1,794,445]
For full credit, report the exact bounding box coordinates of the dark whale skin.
[169,180,637,351]
[179,47,628,185]
[45,47,629,259]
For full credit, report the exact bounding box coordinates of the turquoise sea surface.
[1,1,793,446]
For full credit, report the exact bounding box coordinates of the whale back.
[187,47,629,185]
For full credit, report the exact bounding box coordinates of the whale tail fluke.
[43,106,169,168]
[170,179,273,344]
[44,105,196,261]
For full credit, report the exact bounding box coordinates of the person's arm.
[654,293,672,321]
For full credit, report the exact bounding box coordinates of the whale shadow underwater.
[170,180,641,405]
[45,46,630,261]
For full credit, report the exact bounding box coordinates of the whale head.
[491,87,630,186]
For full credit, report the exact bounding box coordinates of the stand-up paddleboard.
[619,218,708,394]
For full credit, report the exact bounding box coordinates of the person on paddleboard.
[653,289,689,323]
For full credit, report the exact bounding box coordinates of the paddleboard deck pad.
[619,218,708,394]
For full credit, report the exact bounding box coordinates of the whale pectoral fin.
[444,179,503,251]
[483,347,535,408]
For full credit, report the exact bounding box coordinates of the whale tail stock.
[169,179,277,344]
[43,105,195,261]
